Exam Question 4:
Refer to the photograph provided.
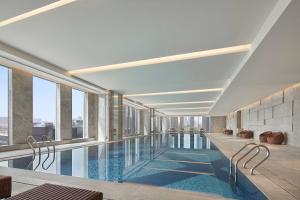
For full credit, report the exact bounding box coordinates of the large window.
[72,89,85,139]
[183,116,190,130]
[0,66,9,145]
[33,77,57,141]
[194,116,203,130]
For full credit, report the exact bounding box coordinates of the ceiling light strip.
[146,101,215,106]
[158,107,211,111]
[167,112,208,116]
[0,0,76,27]
[124,88,223,97]
[68,44,251,74]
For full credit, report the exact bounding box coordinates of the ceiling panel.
[0,0,277,69]
[130,92,220,105]
[2,0,292,115]
[76,53,244,94]
[0,0,56,21]
[210,0,300,115]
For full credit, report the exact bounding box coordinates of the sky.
[0,66,84,122]
[33,77,56,122]
[33,77,84,122]
[72,88,84,120]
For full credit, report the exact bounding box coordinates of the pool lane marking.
[144,167,214,176]
[155,159,211,165]
[163,152,208,156]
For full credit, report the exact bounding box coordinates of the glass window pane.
[72,89,85,139]
[184,116,190,130]
[0,66,9,145]
[33,77,56,141]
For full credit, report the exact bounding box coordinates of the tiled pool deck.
[207,133,300,200]
[0,134,299,200]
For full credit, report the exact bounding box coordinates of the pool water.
[0,134,267,200]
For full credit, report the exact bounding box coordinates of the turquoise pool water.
[0,134,267,199]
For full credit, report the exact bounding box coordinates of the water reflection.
[2,134,211,182]
[170,133,210,150]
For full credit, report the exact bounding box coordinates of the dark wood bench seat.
[7,183,103,200]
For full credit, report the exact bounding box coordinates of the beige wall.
[226,83,300,147]
[210,116,226,133]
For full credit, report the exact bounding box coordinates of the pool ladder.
[26,135,56,170]
[41,135,56,170]
[26,136,41,170]
[229,143,270,183]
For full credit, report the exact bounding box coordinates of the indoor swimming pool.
[0,134,267,200]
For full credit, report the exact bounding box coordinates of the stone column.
[237,110,241,129]
[108,91,123,141]
[131,107,136,134]
[139,110,144,134]
[11,68,32,144]
[179,117,184,130]
[118,94,123,140]
[59,84,72,140]
[190,116,194,130]
[88,93,98,139]
[202,116,207,131]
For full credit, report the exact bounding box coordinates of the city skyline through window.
[72,89,85,139]
[33,77,56,141]
[0,66,9,145]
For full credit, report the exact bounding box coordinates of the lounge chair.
[0,175,11,198]
[239,130,254,138]
[267,132,284,144]
[223,129,233,135]
[259,131,272,143]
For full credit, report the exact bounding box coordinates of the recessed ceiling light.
[0,0,76,27]
[124,88,223,97]
[158,107,211,111]
[68,44,251,74]
[147,101,215,106]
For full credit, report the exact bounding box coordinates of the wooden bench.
[7,183,103,200]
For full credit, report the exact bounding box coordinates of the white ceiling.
[211,0,300,115]
[1,0,299,116]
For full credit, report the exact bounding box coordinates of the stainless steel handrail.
[41,135,50,169]
[42,135,56,170]
[26,136,41,170]
[250,145,270,175]
[234,145,260,183]
[243,147,261,169]
[229,142,256,177]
